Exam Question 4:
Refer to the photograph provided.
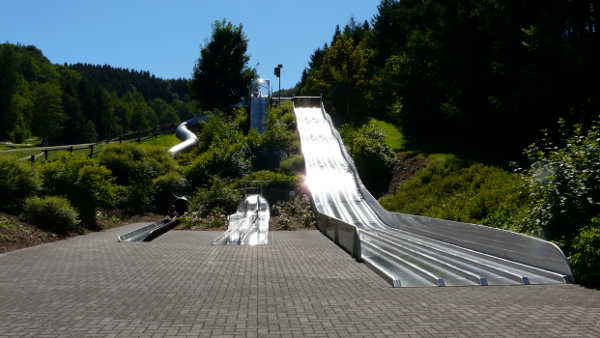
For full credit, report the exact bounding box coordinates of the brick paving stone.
[1,223,599,337]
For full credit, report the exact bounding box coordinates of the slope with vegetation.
[0,19,314,253]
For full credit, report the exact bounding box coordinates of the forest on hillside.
[296,0,599,157]
[0,43,198,145]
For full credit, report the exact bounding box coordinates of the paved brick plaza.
[1,223,599,337]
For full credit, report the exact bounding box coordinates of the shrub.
[37,155,117,227]
[272,194,317,230]
[0,158,42,211]
[22,196,79,233]
[342,123,397,196]
[236,170,298,204]
[153,171,188,213]
[99,144,179,213]
[99,144,178,186]
[193,111,246,154]
[569,220,600,285]
[521,119,600,247]
[279,154,305,174]
[9,125,31,144]
[379,156,529,228]
[190,176,243,216]
[186,140,252,188]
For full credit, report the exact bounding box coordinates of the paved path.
[1,224,599,337]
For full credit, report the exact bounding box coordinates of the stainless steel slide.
[293,96,573,287]
[212,194,270,246]
[118,217,179,242]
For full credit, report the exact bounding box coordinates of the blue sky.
[1,0,380,89]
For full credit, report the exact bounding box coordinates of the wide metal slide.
[293,96,573,287]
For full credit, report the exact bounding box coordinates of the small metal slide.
[118,217,179,242]
[212,194,270,246]
[293,96,573,287]
[118,196,188,242]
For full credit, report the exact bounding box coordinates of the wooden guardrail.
[0,123,178,163]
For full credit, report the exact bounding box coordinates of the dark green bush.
[195,113,233,153]
[342,123,397,196]
[99,144,178,185]
[22,196,79,233]
[272,194,317,230]
[570,219,600,285]
[0,158,42,211]
[190,176,243,216]
[37,155,116,227]
[236,170,298,204]
[186,140,252,188]
[521,119,600,247]
[9,125,31,144]
[279,154,305,174]
[99,144,179,213]
[153,171,188,213]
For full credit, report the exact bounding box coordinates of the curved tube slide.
[212,194,270,246]
[293,96,573,287]
[168,116,209,156]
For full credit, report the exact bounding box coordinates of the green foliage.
[521,119,600,248]
[38,155,117,227]
[194,112,242,153]
[153,171,187,214]
[279,154,305,175]
[22,196,79,233]
[99,144,179,213]
[191,20,254,111]
[272,194,317,230]
[368,118,404,151]
[570,220,600,285]
[342,123,396,196]
[190,176,243,217]
[99,144,178,185]
[140,134,180,150]
[31,82,66,141]
[297,1,600,156]
[244,101,300,172]
[0,158,42,211]
[380,156,529,229]
[236,171,298,204]
[186,140,252,188]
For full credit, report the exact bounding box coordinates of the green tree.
[191,19,254,111]
[31,82,66,142]
[38,156,117,227]
[318,36,374,123]
[0,46,19,140]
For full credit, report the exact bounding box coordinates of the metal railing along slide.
[212,194,270,246]
[293,96,573,287]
